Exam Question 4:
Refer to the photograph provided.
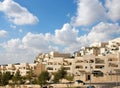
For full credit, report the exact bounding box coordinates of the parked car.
[75,80,85,84]
[48,80,54,84]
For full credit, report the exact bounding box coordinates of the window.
[64,67,70,70]
[85,66,87,69]
[95,65,104,69]
[47,67,53,70]
[92,71,104,77]
[76,65,83,69]
[95,58,104,64]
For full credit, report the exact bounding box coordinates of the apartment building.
[35,51,119,82]
[0,38,120,83]
[73,38,120,82]
[34,38,120,83]
[34,63,45,77]
[0,63,36,76]
[34,51,72,74]
[34,51,70,63]
[74,52,120,82]
[46,57,75,75]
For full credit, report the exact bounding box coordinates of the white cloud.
[0,37,46,64]
[54,23,79,45]
[0,30,8,38]
[106,0,120,21]
[3,39,20,48]
[64,22,120,52]
[72,0,106,26]
[0,22,120,64]
[0,23,80,63]
[0,0,120,64]
[87,22,120,43]
[48,45,59,52]
[22,32,59,53]
[22,32,49,51]
[0,32,59,64]
[0,0,39,25]
[0,38,31,64]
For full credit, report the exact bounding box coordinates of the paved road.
[85,82,120,88]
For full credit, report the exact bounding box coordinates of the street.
[85,82,120,88]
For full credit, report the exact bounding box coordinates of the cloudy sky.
[0,0,120,64]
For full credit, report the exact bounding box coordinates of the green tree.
[0,71,2,85]
[38,71,50,87]
[26,69,34,84]
[65,74,74,88]
[53,67,67,83]
[53,71,61,83]
[12,70,21,84]
[3,71,12,85]
[65,74,74,82]
[0,71,12,86]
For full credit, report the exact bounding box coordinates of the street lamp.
[115,69,120,88]
[89,63,92,87]
[116,52,120,88]
[88,59,93,87]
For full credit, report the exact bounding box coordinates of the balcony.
[95,58,104,64]
[109,63,118,68]
[48,62,53,65]
[95,65,104,69]
[47,67,53,70]
[108,58,118,61]
[64,67,70,70]
[75,65,83,69]
[63,61,72,66]
[75,60,83,63]
[92,70,104,77]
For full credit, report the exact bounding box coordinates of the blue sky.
[0,0,120,64]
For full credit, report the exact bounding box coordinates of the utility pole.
[116,71,118,88]
[116,52,120,88]
[89,63,92,87]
